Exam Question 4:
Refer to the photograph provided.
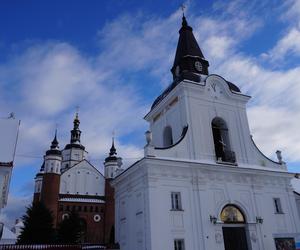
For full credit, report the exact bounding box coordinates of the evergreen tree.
[17,202,55,244]
[56,212,82,244]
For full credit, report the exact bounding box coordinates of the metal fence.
[0,245,107,250]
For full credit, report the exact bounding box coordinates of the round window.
[62,213,69,220]
[94,214,101,222]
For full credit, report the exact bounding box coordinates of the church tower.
[144,15,280,168]
[61,112,86,171]
[33,162,44,204]
[113,14,300,250]
[104,138,123,179]
[40,131,62,225]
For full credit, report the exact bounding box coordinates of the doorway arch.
[220,204,249,250]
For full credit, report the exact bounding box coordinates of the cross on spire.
[75,105,80,119]
[180,3,186,17]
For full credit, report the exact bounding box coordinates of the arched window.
[211,117,235,163]
[163,126,173,147]
[220,205,245,223]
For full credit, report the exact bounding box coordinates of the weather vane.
[180,3,186,16]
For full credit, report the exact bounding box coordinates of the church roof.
[61,159,105,178]
[150,78,241,110]
[172,16,205,68]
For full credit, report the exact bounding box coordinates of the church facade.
[112,16,300,250]
[33,113,123,244]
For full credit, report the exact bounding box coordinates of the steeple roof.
[50,129,59,149]
[105,137,118,162]
[171,15,209,80]
[46,130,61,156]
[172,16,205,67]
[65,112,85,150]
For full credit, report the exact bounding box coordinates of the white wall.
[145,76,285,171]
[113,158,300,250]
[60,160,105,196]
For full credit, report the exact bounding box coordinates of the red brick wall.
[40,173,60,226]
[104,179,115,244]
[57,201,106,244]
[33,192,40,205]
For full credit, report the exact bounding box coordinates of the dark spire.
[171,15,209,81]
[46,130,61,156]
[40,162,45,172]
[50,129,59,149]
[64,111,85,150]
[109,137,117,156]
[105,137,118,162]
[70,111,81,144]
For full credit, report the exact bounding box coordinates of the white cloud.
[0,195,31,229]
[2,0,300,227]
[264,28,300,61]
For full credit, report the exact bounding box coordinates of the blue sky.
[1,0,300,227]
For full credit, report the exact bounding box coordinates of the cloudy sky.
[1,0,300,227]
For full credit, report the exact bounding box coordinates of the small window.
[274,198,283,213]
[174,239,185,250]
[84,206,87,212]
[163,126,173,147]
[95,206,99,212]
[90,206,94,212]
[171,192,182,210]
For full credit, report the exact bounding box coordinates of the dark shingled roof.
[226,81,241,93]
[172,16,205,68]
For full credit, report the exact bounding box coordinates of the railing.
[0,245,107,250]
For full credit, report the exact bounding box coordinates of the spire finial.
[109,131,117,156]
[75,106,79,120]
[180,3,186,17]
[112,130,115,145]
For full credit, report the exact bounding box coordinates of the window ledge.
[275,212,284,215]
[170,209,184,212]
[216,160,238,166]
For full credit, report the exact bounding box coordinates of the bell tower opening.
[211,117,236,163]
[163,126,173,147]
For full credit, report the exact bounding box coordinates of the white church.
[112,15,300,250]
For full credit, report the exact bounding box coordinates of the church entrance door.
[220,204,250,250]
[222,226,248,250]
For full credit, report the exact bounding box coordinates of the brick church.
[32,112,124,244]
